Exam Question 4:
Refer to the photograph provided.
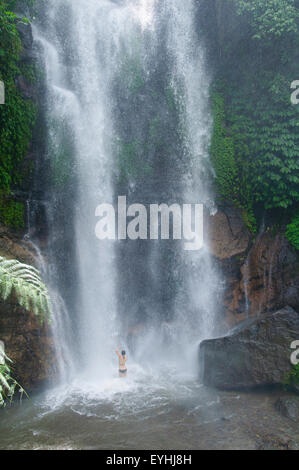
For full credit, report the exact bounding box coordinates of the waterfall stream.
[0,0,227,449]
[33,0,221,385]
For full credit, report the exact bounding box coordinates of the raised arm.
[115,348,121,358]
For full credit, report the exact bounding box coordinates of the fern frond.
[0,256,52,322]
[0,370,10,391]
[0,358,29,407]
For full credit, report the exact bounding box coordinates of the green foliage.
[210,92,257,233]
[4,0,35,9]
[234,0,299,40]
[0,82,36,189]
[210,0,299,229]
[282,364,299,389]
[0,256,52,322]
[210,93,239,202]
[227,73,299,211]
[20,63,38,85]
[0,200,24,229]
[0,351,28,407]
[0,0,37,227]
[286,215,299,250]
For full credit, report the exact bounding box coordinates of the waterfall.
[33,0,222,384]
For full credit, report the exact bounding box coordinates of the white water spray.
[34,0,222,388]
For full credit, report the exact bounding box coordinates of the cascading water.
[33,0,222,384]
[0,1,226,448]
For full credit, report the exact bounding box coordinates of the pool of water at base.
[0,365,298,450]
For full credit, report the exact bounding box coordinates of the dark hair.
[121,350,126,356]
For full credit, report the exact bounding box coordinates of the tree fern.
[0,256,52,322]
[0,352,28,407]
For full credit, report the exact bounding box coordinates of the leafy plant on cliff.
[210,92,239,202]
[282,364,299,389]
[210,91,257,233]
[234,0,298,40]
[207,0,299,237]
[225,73,299,211]
[286,215,299,250]
[0,200,24,229]
[0,352,28,407]
[0,256,52,321]
[0,0,37,229]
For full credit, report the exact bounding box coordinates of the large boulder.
[275,397,299,422]
[199,306,299,390]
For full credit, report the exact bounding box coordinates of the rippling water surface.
[1,365,298,450]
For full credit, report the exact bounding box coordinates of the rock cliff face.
[0,15,55,391]
[208,205,251,260]
[0,228,56,391]
[203,207,299,391]
[208,205,299,328]
[0,227,36,265]
[0,297,56,391]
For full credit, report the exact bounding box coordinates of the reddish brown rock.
[208,205,299,328]
[0,227,37,266]
[0,229,56,391]
[0,298,56,391]
[208,206,251,260]
[223,232,299,325]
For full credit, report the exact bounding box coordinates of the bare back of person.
[116,348,127,377]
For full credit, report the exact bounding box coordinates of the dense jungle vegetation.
[0,0,36,229]
[203,0,299,241]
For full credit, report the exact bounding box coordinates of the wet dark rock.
[0,227,36,265]
[0,298,56,391]
[199,306,299,390]
[256,435,296,450]
[16,21,33,60]
[275,397,299,422]
[15,74,37,100]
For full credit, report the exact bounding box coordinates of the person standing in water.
[116,348,127,378]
